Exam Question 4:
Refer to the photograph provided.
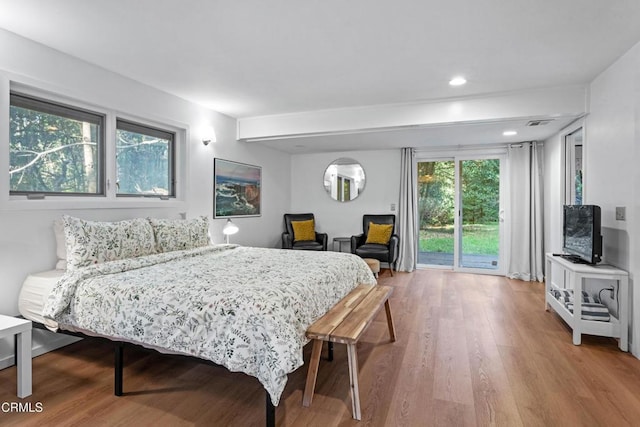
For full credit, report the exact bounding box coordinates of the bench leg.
[327,342,334,361]
[303,339,324,407]
[384,300,396,342]
[346,343,361,420]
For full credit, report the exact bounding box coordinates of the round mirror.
[323,158,366,202]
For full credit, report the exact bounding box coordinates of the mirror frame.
[322,158,366,202]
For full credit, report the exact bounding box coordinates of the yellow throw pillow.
[291,219,316,241]
[365,223,393,245]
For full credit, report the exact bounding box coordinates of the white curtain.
[397,147,417,272]
[508,142,544,281]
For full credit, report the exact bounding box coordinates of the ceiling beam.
[238,85,587,142]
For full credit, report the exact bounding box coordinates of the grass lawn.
[419,223,499,255]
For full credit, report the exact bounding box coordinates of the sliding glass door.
[459,159,501,269]
[417,155,505,273]
[418,160,455,267]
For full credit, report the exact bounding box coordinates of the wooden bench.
[303,284,396,420]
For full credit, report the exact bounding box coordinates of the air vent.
[526,119,554,127]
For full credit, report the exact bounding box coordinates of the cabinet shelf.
[545,253,628,351]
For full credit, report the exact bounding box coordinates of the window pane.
[116,119,175,197]
[10,94,104,195]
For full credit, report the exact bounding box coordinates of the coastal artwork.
[214,158,261,217]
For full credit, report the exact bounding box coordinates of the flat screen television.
[562,204,602,264]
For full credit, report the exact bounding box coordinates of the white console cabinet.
[545,253,628,351]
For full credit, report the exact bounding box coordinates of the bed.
[19,215,377,425]
[18,269,64,330]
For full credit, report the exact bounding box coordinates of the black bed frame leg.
[266,391,275,427]
[115,343,124,396]
[327,342,334,361]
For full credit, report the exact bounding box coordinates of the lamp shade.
[223,219,239,235]
[222,219,239,243]
[202,125,216,146]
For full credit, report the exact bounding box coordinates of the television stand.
[545,253,628,351]
[558,254,591,264]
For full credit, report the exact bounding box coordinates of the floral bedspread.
[43,245,376,405]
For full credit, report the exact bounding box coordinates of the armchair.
[351,214,399,276]
[282,213,328,251]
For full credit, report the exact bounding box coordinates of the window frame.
[9,92,106,197]
[115,118,177,199]
[2,80,187,210]
[563,126,584,205]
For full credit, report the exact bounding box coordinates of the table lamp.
[223,219,239,244]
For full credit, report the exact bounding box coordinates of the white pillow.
[63,215,157,270]
[148,216,210,253]
[53,219,67,270]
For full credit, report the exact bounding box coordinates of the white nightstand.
[0,315,32,398]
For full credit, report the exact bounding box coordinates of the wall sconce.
[202,126,217,146]
[222,219,239,244]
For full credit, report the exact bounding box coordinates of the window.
[116,119,175,197]
[9,93,105,195]
[564,127,583,205]
[7,86,182,205]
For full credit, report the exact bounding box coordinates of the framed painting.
[214,158,262,218]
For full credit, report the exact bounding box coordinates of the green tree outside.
[10,106,99,193]
[10,101,172,196]
[418,159,500,255]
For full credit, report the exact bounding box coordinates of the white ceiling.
[2,0,640,152]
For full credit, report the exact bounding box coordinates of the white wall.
[291,150,401,248]
[543,130,564,255]
[0,30,290,366]
[587,39,640,356]
[544,40,640,356]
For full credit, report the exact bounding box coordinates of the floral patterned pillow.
[62,215,157,270]
[148,216,210,253]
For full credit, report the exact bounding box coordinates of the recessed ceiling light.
[449,76,467,86]
[503,130,518,136]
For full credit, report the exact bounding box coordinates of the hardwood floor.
[2,269,640,426]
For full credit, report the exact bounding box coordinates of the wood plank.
[383,281,438,426]
[306,284,375,340]
[330,285,393,343]
[432,398,477,426]
[462,290,523,426]
[433,317,475,405]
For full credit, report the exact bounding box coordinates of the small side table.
[0,315,32,398]
[333,237,352,253]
